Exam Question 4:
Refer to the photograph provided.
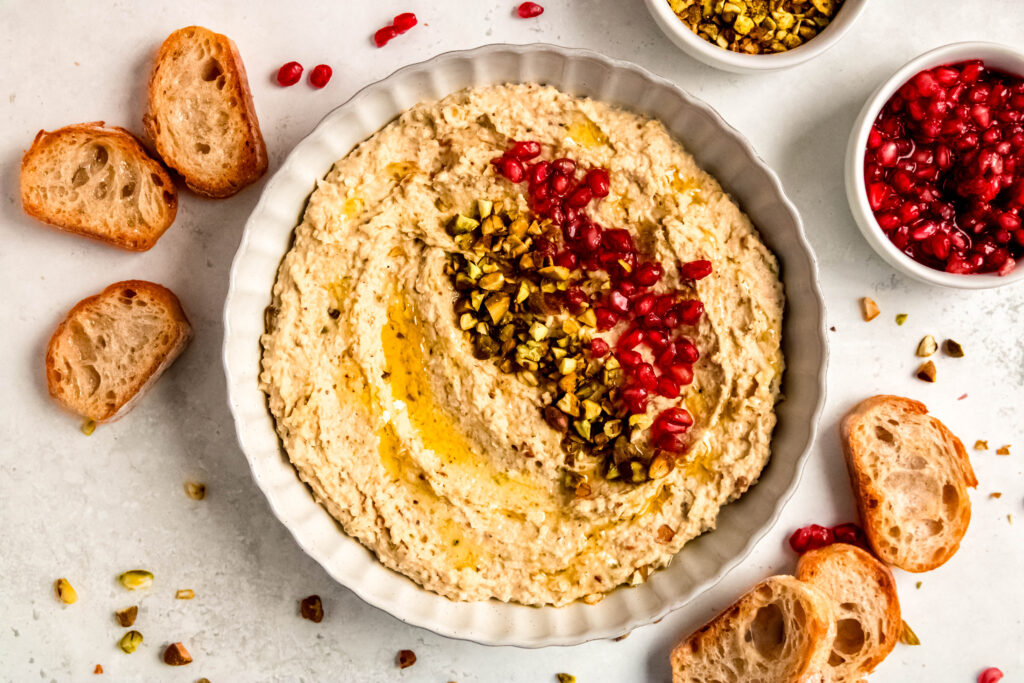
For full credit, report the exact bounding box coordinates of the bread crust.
[840,395,976,572]
[144,26,268,198]
[671,575,835,683]
[797,543,902,680]
[45,280,192,422]
[20,122,177,251]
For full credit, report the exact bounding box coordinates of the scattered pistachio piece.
[943,339,965,358]
[895,313,908,325]
[184,481,206,500]
[93,664,103,674]
[119,631,143,654]
[81,419,96,436]
[915,335,937,357]
[915,360,936,383]
[974,440,989,451]
[118,570,154,591]
[300,594,324,623]
[397,649,417,669]
[614,632,631,641]
[115,605,138,627]
[556,675,577,683]
[163,642,192,666]
[1009,514,1014,525]
[996,445,1011,456]
[915,581,922,589]
[990,492,1003,499]
[899,620,921,646]
[55,578,77,604]
[175,589,195,600]
[860,297,880,321]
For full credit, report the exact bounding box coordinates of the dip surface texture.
[260,83,784,606]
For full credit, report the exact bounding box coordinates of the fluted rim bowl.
[223,43,828,647]
[845,41,1024,289]
[644,0,869,73]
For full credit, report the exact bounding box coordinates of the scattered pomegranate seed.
[374,25,399,47]
[309,64,333,89]
[517,2,545,18]
[276,61,303,87]
[978,668,1004,683]
[680,259,713,280]
[393,12,418,33]
[788,524,834,553]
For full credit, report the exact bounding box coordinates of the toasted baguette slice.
[144,26,267,198]
[46,281,192,423]
[841,395,977,572]
[671,575,836,683]
[797,543,901,682]
[20,123,177,251]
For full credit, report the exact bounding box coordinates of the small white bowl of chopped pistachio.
[646,0,868,73]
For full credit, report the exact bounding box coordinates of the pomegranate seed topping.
[617,326,644,350]
[309,64,333,89]
[876,141,899,167]
[393,12,418,33]
[580,224,602,252]
[634,363,657,390]
[646,329,669,349]
[654,432,685,453]
[603,229,633,253]
[659,407,694,429]
[567,186,593,208]
[552,158,576,175]
[634,294,656,316]
[621,385,648,414]
[831,522,868,549]
[634,261,664,286]
[497,157,525,183]
[666,363,694,386]
[550,173,570,196]
[978,668,1004,683]
[608,290,630,314]
[509,140,541,160]
[639,312,663,329]
[276,61,303,87]
[554,250,578,270]
[656,376,681,398]
[517,1,545,18]
[530,161,551,185]
[565,286,587,311]
[590,338,610,357]
[618,349,642,367]
[675,338,699,363]
[374,25,398,47]
[680,259,713,280]
[678,300,704,325]
[595,307,619,330]
[585,168,611,197]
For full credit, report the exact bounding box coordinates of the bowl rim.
[845,40,1024,289]
[644,0,869,72]
[222,42,829,647]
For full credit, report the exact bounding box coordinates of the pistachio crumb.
[860,297,880,321]
[81,419,96,436]
[175,589,195,600]
[990,492,1003,499]
[93,664,103,674]
[974,440,989,451]
[54,578,77,604]
[184,481,206,500]
[915,335,937,357]
[915,360,937,382]
[118,630,143,654]
[163,642,192,666]
[115,605,138,627]
[118,570,154,591]
[915,581,922,589]
[996,445,1011,456]
[899,620,921,646]
[895,313,908,325]
[943,339,965,357]
[397,649,417,669]
[300,594,324,623]
[556,675,577,683]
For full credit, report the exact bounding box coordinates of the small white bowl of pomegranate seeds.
[846,42,1024,288]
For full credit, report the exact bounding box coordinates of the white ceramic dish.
[223,43,827,647]
[845,41,1024,289]
[644,0,868,73]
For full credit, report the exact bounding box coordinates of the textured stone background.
[1,1,1021,680]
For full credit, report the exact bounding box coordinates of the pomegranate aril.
[978,668,1004,683]
[680,259,713,280]
[876,141,899,167]
[634,261,663,286]
[656,376,681,398]
[646,329,669,349]
[276,61,303,86]
[552,158,576,176]
[678,300,704,326]
[550,173,569,196]
[604,229,633,253]
[585,168,611,197]
[654,433,685,453]
[554,251,578,270]
[580,224,602,251]
[617,326,644,350]
[517,1,544,18]
[634,294,655,316]
[634,363,657,390]
[667,364,694,386]
[309,64,333,89]
[393,12,418,33]
[530,161,551,184]
[374,25,398,47]
[675,338,699,363]
[595,307,618,330]
[509,140,541,160]
[618,349,642,367]
[590,338,610,357]
[608,290,630,314]
[497,157,525,183]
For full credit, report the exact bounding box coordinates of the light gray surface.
[0,1,1021,681]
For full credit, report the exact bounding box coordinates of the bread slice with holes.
[840,395,977,572]
[671,575,836,683]
[144,25,267,198]
[20,123,177,251]
[797,543,901,682]
[45,281,192,423]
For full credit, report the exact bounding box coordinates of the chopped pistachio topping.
[119,630,143,654]
[118,570,154,591]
